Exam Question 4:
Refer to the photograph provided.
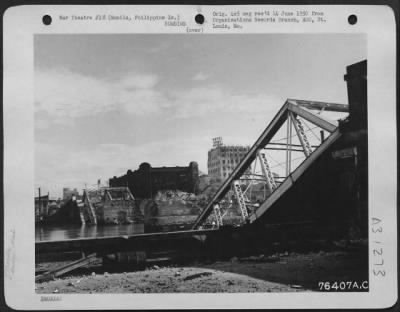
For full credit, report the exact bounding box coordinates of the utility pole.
[38,187,41,216]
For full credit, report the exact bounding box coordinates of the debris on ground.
[35,250,368,294]
[183,272,213,281]
[239,254,280,263]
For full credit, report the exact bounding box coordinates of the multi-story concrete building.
[207,137,250,182]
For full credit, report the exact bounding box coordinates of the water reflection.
[35,224,143,242]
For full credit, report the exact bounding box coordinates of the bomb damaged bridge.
[36,61,367,271]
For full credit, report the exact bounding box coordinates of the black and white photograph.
[33,33,369,293]
[2,4,397,310]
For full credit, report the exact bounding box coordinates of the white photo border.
[3,4,397,310]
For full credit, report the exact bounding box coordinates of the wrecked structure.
[140,190,203,232]
[109,162,201,232]
[193,60,368,242]
[36,61,368,286]
[37,187,144,226]
[80,186,143,226]
[80,187,143,224]
[109,162,200,198]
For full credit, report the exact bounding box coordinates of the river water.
[35,224,144,242]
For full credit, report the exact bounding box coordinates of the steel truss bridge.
[37,98,351,254]
[192,99,348,229]
[36,60,367,281]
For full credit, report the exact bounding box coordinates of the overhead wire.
[270,126,319,143]
[269,155,306,170]
[265,151,287,170]
[302,119,321,141]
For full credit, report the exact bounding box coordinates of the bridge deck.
[36,228,218,254]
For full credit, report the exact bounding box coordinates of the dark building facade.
[109,162,199,199]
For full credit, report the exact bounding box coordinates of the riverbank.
[36,250,368,293]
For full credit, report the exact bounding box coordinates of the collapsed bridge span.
[193,60,367,240]
[36,60,367,262]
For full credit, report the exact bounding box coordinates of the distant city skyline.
[34,34,366,197]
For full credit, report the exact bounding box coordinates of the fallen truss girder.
[192,99,347,229]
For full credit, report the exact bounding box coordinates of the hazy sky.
[34,34,366,197]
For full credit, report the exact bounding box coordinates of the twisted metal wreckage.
[36,60,367,282]
[192,99,349,229]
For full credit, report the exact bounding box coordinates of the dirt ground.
[36,250,368,293]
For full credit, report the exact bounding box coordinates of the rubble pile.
[141,190,203,232]
[153,190,196,202]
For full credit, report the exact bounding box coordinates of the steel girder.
[191,99,347,229]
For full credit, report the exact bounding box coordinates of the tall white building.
[207,137,250,182]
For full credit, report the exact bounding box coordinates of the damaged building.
[109,162,200,199]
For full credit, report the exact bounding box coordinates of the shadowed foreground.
[36,250,367,293]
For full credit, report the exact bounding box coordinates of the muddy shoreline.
[36,250,368,293]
